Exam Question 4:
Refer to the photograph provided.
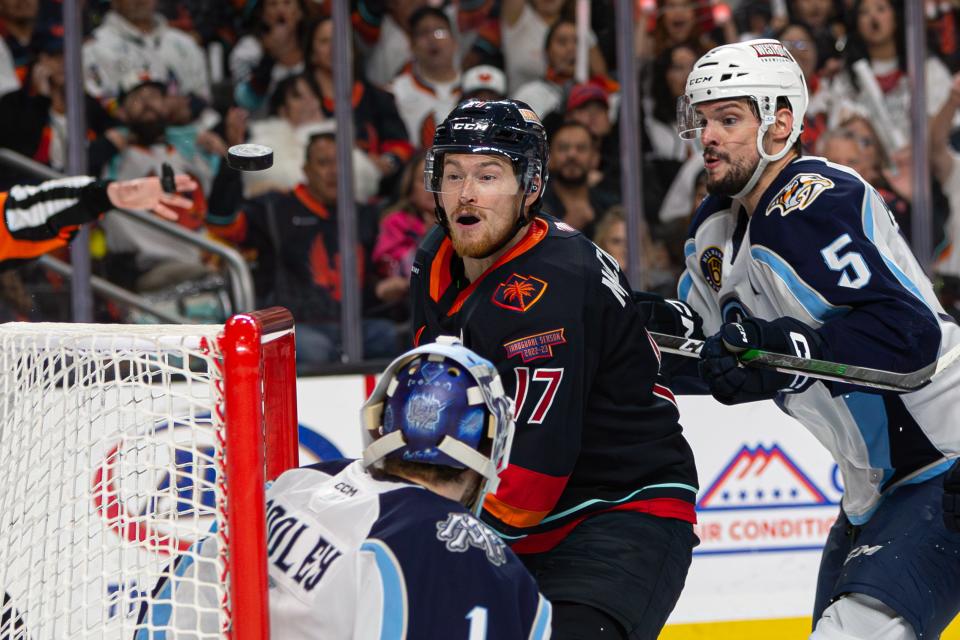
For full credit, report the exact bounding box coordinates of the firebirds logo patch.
[492,273,548,312]
[765,173,834,218]
[700,246,724,292]
[503,329,566,363]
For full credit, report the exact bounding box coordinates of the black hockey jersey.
[411,214,699,553]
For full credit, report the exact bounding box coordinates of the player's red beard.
[448,205,520,259]
[704,147,759,197]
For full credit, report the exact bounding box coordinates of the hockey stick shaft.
[649,331,960,392]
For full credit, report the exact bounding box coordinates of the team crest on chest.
[700,246,724,292]
[765,173,834,217]
[436,513,508,566]
[492,273,548,312]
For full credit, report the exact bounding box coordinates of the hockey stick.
[649,331,960,392]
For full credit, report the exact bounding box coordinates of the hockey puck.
[226,144,274,171]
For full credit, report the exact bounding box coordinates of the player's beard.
[449,206,520,259]
[705,150,759,197]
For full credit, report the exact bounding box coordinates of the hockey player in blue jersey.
[150,338,552,639]
[669,39,960,639]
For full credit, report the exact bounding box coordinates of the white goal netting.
[0,323,233,640]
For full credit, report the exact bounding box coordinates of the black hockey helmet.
[425,99,549,228]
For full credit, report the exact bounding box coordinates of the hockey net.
[0,308,298,639]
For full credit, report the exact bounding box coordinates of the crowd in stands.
[3,0,960,367]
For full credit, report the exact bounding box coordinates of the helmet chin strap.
[733,120,798,201]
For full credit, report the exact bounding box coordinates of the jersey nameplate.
[765,173,834,218]
[266,499,344,592]
[436,513,508,566]
[596,247,628,307]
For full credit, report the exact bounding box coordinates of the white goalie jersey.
[143,459,552,639]
[680,156,960,524]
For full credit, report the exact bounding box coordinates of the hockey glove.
[632,291,705,341]
[698,317,823,405]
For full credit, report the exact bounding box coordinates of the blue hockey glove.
[632,291,705,341]
[698,317,823,405]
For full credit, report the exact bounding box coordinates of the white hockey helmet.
[360,337,515,515]
[678,39,809,198]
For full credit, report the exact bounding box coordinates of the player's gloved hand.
[632,291,705,340]
[698,317,822,405]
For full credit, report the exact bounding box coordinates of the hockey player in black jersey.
[411,99,699,639]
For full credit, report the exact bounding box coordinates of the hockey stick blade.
[649,331,960,392]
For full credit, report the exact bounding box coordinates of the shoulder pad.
[539,213,581,238]
[757,158,866,222]
[688,194,732,237]
[418,224,448,257]
[302,458,354,476]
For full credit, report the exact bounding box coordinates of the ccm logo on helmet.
[689,76,713,85]
[452,122,490,131]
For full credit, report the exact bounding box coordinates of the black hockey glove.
[632,291,705,341]
[699,317,823,405]
[944,459,960,533]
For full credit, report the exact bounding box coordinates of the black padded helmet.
[425,99,549,228]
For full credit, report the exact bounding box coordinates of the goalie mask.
[361,337,515,515]
[425,99,549,233]
[678,39,808,199]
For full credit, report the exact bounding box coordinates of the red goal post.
[0,307,298,639]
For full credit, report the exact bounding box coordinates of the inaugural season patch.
[765,173,834,217]
[503,329,566,363]
[700,246,724,292]
[492,273,547,312]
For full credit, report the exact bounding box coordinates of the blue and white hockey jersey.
[153,459,552,639]
[680,156,960,524]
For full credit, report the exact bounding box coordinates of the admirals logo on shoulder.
[503,329,566,363]
[493,273,548,312]
[436,513,508,566]
[700,246,724,292]
[766,173,834,217]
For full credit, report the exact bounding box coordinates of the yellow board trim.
[661,617,960,639]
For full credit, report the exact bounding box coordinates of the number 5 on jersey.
[514,368,564,424]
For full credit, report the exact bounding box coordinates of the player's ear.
[528,174,542,198]
[773,106,794,144]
